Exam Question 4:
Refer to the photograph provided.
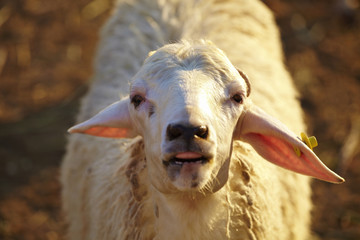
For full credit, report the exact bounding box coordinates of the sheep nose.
[166,124,208,141]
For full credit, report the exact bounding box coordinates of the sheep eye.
[232,94,243,104]
[131,95,144,108]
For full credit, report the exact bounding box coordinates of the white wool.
[61,0,315,239]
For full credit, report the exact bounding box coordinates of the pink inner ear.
[243,133,344,183]
[68,98,135,139]
[81,127,129,138]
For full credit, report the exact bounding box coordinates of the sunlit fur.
[61,0,312,239]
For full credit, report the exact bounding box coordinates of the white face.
[70,41,344,188]
[128,42,249,193]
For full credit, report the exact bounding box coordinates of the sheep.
[61,0,344,239]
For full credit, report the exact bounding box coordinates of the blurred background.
[0,0,359,239]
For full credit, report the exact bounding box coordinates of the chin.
[165,160,214,192]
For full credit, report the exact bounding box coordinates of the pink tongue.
[176,152,202,159]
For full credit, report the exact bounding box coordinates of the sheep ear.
[234,105,344,183]
[68,98,135,138]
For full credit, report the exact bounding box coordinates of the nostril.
[194,125,208,139]
[166,124,183,141]
[167,124,209,141]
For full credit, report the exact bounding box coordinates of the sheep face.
[128,42,249,192]
[68,41,343,194]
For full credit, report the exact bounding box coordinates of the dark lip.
[162,155,211,167]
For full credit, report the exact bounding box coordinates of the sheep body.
[62,0,314,239]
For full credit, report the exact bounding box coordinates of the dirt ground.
[0,0,359,239]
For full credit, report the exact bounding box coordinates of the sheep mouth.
[164,157,209,166]
[162,152,210,167]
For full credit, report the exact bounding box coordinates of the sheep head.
[69,41,344,194]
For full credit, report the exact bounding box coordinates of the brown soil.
[0,0,359,239]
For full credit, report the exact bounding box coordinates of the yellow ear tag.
[293,132,318,157]
[301,132,318,150]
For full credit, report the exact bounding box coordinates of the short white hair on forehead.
[137,40,240,85]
